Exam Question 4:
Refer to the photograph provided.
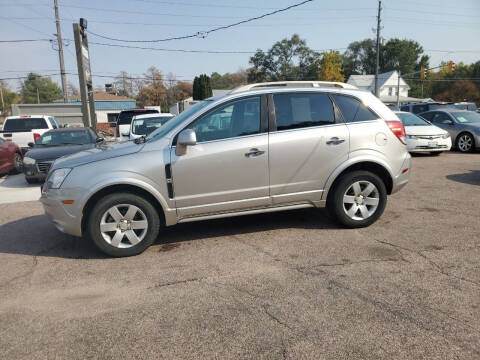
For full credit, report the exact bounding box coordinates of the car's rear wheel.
[87,193,160,257]
[456,133,474,152]
[11,153,23,174]
[327,171,387,228]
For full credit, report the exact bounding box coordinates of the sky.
[1,0,479,92]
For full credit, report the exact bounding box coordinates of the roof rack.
[230,81,358,93]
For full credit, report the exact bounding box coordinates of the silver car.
[41,81,411,257]
[419,110,480,152]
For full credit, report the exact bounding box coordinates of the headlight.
[23,156,36,165]
[47,168,72,189]
[406,135,417,139]
[441,133,450,139]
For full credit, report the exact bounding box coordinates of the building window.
[388,87,393,96]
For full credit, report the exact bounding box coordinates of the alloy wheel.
[343,181,380,221]
[457,134,473,152]
[13,153,23,172]
[100,204,148,248]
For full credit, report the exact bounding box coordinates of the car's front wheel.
[456,133,474,152]
[327,171,387,228]
[11,152,23,174]
[87,193,160,257]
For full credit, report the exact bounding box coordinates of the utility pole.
[73,18,96,131]
[54,0,68,103]
[0,87,4,113]
[374,0,382,97]
[37,88,40,104]
[396,70,401,107]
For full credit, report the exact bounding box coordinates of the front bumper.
[23,161,53,181]
[40,187,83,237]
[406,136,452,153]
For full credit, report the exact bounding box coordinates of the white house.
[347,70,419,104]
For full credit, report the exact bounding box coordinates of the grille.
[415,145,449,149]
[37,162,52,173]
[417,135,442,140]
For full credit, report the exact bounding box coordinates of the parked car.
[0,138,23,175]
[115,109,159,142]
[395,111,451,155]
[40,81,411,257]
[453,102,477,111]
[23,127,104,183]
[400,102,455,114]
[419,110,480,152]
[0,115,60,153]
[129,113,175,140]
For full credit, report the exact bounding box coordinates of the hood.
[404,125,448,136]
[25,144,95,162]
[52,141,144,169]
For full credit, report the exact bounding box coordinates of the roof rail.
[230,81,358,93]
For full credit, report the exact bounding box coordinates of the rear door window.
[431,112,452,124]
[273,93,335,131]
[332,95,378,123]
[3,117,48,131]
[412,104,429,114]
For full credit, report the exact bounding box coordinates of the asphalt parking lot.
[0,152,479,359]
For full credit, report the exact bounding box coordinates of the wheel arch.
[324,160,393,202]
[81,183,167,235]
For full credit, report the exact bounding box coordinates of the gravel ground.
[0,152,479,359]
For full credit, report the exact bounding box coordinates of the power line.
[86,0,314,43]
[0,39,51,43]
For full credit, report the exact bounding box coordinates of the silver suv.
[41,81,411,257]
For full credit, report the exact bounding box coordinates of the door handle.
[326,137,345,145]
[245,148,265,158]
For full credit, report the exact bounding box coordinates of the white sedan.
[129,113,174,140]
[395,111,452,155]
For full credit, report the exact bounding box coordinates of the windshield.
[147,101,212,141]
[396,112,430,126]
[4,117,48,131]
[117,110,159,125]
[36,130,92,146]
[132,116,173,135]
[451,111,480,124]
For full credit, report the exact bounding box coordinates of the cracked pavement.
[0,152,479,359]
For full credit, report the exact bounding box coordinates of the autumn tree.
[317,51,344,82]
[435,81,480,104]
[114,71,135,97]
[210,70,247,89]
[0,80,19,116]
[136,66,167,108]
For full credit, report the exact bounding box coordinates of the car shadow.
[0,208,340,259]
[0,173,41,189]
[446,170,480,186]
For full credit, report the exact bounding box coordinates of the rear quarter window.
[332,95,378,123]
[3,118,48,131]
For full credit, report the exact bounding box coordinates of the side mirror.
[445,120,454,125]
[96,137,104,143]
[175,129,197,156]
[28,142,34,148]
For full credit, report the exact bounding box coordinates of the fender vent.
[165,164,174,199]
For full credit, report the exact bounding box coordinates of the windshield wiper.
[134,135,147,144]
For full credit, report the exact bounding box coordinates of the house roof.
[68,91,134,101]
[347,70,410,91]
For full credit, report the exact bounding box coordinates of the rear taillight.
[386,120,406,145]
[33,133,41,143]
[115,124,120,137]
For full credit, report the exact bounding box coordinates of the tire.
[327,171,387,228]
[25,177,37,184]
[456,133,474,153]
[11,153,23,174]
[430,152,442,156]
[87,192,160,257]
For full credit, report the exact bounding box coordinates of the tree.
[192,74,212,100]
[435,81,480,105]
[247,34,320,83]
[67,82,79,97]
[317,51,344,82]
[342,39,377,78]
[20,73,62,103]
[0,80,19,116]
[136,66,167,108]
[210,70,247,89]
[114,71,134,97]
